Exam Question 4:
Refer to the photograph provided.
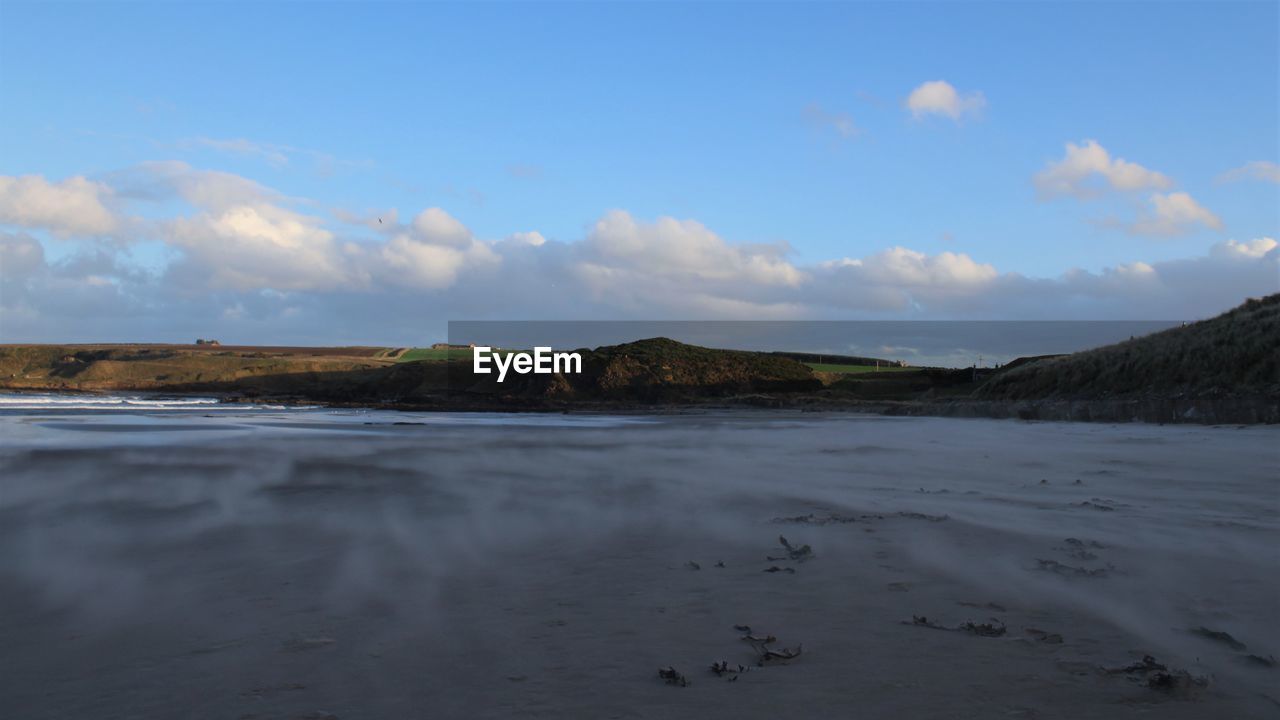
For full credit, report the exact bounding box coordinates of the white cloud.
[0,175,118,237]
[333,207,399,230]
[550,211,810,317]
[582,210,805,288]
[410,207,473,248]
[376,234,497,290]
[804,103,860,139]
[89,161,353,291]
[505,231,546,246]
[0,232,45,282]
[192,138,291,168]
[1034,140,1172,199]
[110,160,279,211]
[375,208,500,290]
[165,204,352,291]
[165,196,501,293]
[821,248,997,288]
[181,137,362,177]
[1126,192,1223,237]
[814,247,999,311]
[1217,160,1280,184]
[1210,237,1277,259]
[867,247,998,287]
[905,81,986,121]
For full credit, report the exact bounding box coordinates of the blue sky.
[0,2,1277,343]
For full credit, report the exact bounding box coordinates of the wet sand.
[0,408,1276,718]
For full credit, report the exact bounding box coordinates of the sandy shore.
[0,410,1276,718]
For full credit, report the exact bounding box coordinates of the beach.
[0,400,1276,718]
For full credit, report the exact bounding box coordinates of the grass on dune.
[977,294,1279,400]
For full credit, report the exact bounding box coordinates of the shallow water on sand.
[0,397,1276,718]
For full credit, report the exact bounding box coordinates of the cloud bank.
[1,164,1275,344]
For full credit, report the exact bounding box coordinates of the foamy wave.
[0,394,272,411]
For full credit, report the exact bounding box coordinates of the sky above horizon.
[1,1,1277,346]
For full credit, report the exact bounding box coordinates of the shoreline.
[3,386,1275,425]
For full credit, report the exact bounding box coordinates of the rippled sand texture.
[0,410,1276,719]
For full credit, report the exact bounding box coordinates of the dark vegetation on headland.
[1,295,1275,423]
[947,294,1278,424]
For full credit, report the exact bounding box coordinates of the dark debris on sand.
[1060,537,1107,561]
[1185,627,1277,670]
[758,644,803,662]
[897,511,949,522]
[658,666,690,687]
[1190,626,1247,651]
[903,615,1006,637]
[1025,628,1064,644]
[958,619,1008,637]
[771,535,814,562]
[906,615,949,631]
[772,513,859,525]
[1035,558,1113,578]
[1103,654,1211,696]
[710,660,749,680]
[958,600,1007,612]
[662,626,805,687]
[1106,655,1166,675]
[770,510,948,526]
[1064,537,1106,549]
[738,625,803,666]
[1146,670,1211,694]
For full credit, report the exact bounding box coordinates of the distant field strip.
[396,348,474,362]
[806,363,914,374]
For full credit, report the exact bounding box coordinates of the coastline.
[5,386,1274,425]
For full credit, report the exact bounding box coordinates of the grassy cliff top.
[977,294,1279,401]
[586,337,816,379]
[456,337,821,401]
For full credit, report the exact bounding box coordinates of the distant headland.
[2,295,1275,424]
